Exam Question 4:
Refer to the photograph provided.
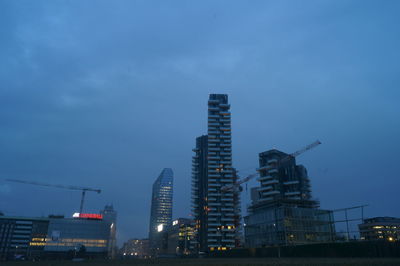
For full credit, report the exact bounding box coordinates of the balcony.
[221,208,234,212]
[221,179,232,183]
[284,191,300,196]
[283,181,299,185]
[208,212,222,216]
[209,183,222,187]
[268,169,279,174]
[208,233,222,237]
[209,202,222,206]
[209,174,220,178]
[221,239,235,243]
[221,197,232,201]
[220,143,230,147]
[208,193,221,197]
[267,159,278,164]
[261,180,279,186]
[262,190,280,197]
[208,223,222,227]
[257,175,273,182]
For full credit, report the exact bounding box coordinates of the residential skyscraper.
[148,168,173,252]
[192,94,240,252]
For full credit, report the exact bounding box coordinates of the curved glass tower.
[148,168,173,251]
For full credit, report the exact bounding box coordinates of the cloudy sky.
[1,0,399,244]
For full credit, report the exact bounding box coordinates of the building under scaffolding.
[244,149,335,247]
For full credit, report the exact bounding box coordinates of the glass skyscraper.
[148,168,173,251]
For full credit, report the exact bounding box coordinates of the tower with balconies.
[255,149,314,206]
[191,94,239,252]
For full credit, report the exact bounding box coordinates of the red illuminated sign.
[73,213,103,220]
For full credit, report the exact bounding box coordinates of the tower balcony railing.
[268,169,279,174]
[262,190,280,197]
[284,191,301,196]
[208,212,222,216]
[261,180,279,186]
[283,180,300,185]
[208,233,222,237]
[209,183,222,187]
[267,159,278,164]
[221,239,235,243]
[221,208,234,212]
[209,202,222,206]
[221,197,233,201]
[257,186,273,192]
[208,193,221,197]
[257,175,273,182]
[208,223,222,227]
[221,179,232,183]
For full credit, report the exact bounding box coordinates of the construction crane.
[6,179,101,213]
[221,140,321,192]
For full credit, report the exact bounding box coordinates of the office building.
[192,94,240,252]
[0,216,49,260]
[162,218,195,256]
[148,168,174,252]
[0,206,117,260]
[244,149,334,247]
[359,217,400,242]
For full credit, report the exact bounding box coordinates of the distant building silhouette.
[148,168,173,253]
[192,94,240,252]
[244,149,334,247]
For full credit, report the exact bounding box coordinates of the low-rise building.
[120,238,150,258]
[0,205,116,261]
[359,217,400,242]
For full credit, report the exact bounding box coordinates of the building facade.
[244,148,334,247]
[192,94,240,252]
[0,216,49,260]
[0,207,116,261]
[359,217,400,242]
[148,168,174,252]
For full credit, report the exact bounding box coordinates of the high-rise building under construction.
[244,149,334,247]
[192,94,241,252]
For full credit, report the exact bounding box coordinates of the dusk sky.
[1,0,399,245]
